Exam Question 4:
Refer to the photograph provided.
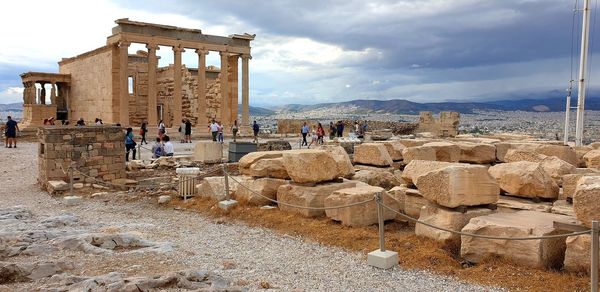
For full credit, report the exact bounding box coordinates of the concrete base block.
[193,142,223,163]
[218,199,238,210]
[63,196,83,206]
[367,249,398,269]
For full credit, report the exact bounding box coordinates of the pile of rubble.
[190,137,600,273]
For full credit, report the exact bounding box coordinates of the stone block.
[584,149,600,169]
[457,142,496,164]
[367,250,398,269]
[282,149,340,183]
[422,142,461,162]
[536,144,578,166]
[551,200,575,217]
[415,203,494,246]
[564,234,597,274]
[561,173,600,200]
[573,176,600,228]
[158,195,171,204]
[461,211,577,269]
[196,176,252,201]
[400,160,455,185]
[276,181,357,217]
[318,145,355,178]
[63,196,83,206]
[351,170,402,190]
[379,141,406,161]
[415,164,499,208]
[353,143,393,167]
[47,180,69,194]
[193,142,223,163]
[401,146,436,164]
[238,151,284,170]
[325,186,396,226]
[218,199,238,210]
[496,196,552,213]
[240,157,289,179]
[488,161,559,199]
[235,177,289,206]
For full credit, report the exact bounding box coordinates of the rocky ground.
[0,142,501,291]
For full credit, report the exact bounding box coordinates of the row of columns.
[118,41,251,128]
[23,81,60,106]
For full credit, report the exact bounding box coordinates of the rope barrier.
[379,193,591,240]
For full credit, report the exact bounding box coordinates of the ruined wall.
[417,111,460,137]
[38,126,126,189]
[128,55,149,126]
[157,65,221,127]
[59,46,117,124]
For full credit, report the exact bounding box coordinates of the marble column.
[228,55,239,127]
[50,83,56,105]
[40,82,46,105]
[119,40,131,126]
[241,54,251,126]
[195,48,208,126]
[219,51,229,126]
[173,45,185,126]
[146,43,159,126]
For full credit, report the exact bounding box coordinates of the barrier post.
[592,220,599,292]
[218,162,238,210]
[68,164,74,197]
[367,192,398,269]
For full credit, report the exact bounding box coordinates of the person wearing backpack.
[125,127,137,161]
[151,137,163,159]
[252,121,260,143]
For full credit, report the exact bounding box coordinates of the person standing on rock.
[5,116,19,148]
[125,127,137,161]
[301,122,309,146]
[209,119,219,142]
[252,121,260,143]
[185,119,192,143]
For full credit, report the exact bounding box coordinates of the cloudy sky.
[0,0,597,106]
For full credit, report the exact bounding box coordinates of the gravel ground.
[0,142,501,291]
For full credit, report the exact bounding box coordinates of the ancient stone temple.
[20,18,254,129]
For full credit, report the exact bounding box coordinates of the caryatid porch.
[108,18,254,129]
[19,72,71,127]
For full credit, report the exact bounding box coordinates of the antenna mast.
[575,0,591,146]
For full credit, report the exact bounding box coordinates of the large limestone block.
[536,144,578,166]
[415,165,500,208]
[496,196,552,213]
[504,149,546,163]
[574,146,593,167]
[282,149,340,183]
[353,143,393,166]
[584,149,600,169]
[387,186,427,219]
[422,142,461,162]
[318,145,355,178]
[561,173,600,200]
[457,143,496,164]
[379,141,406,161]
[354,164,395,173]
[235,177,289,206]
[351,170,402,190]
[193,142,222,163]
[196,176,252,201]
[551,200,575,217]
[325,186,396,226]
[504,149,575,182]
[564,234,597,274]
[396,139,430,147]
[488,161,559,199]
[276,181,357,217]
[238,151,284,170]
[401,160,454,185]
[573,176,600,227]
[240,157,289,179]
[461,211,576,269]
[495,142,540,162]
[415,203,494,246]
[402,146,436,164]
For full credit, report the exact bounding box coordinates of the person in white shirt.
[209,119,219,142]
[162,135,174,157]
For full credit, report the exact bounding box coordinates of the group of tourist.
[300,122,325,148]
[206,119,260,144]
[3,116,19,148]
[125,126,174,161]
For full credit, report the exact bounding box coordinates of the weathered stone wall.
[38,126,126,188]
[417,111,460,137]
[128,55,149,126]
[59,46,117,124]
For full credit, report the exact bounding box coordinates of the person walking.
[317,122,325,145]
[217,121,224,143]
[336,121,344,138]
[162,135,174,156]
[329,121,336,140]
[209,119,219,142]
[252,121,260,143]
[231,120,239,142]
[158,120,166,138]
[5,116,19,148]
[308,126,318,148]
[125,127,137,161]
[185,119,192,143]
[140,122,148,145]
[301,122,309,146]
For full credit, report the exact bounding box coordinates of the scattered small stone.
[158,195,171,204]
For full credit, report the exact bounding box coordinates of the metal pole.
[592,220,599,292]
[376,192,385,252]
[564,85,572,145]
[183,175,187,203]
[223,163,230,200]
[575,0,591,146]
[69,164,74,197]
